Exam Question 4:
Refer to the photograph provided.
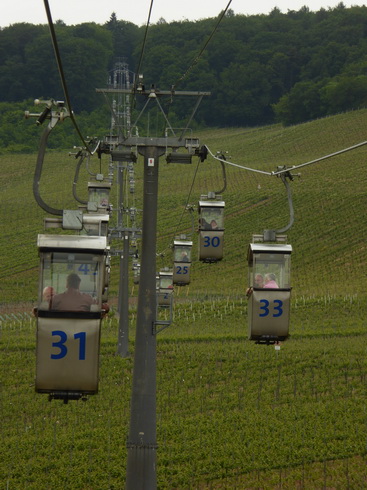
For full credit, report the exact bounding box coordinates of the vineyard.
[1,109,367,487]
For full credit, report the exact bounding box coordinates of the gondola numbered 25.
[173,238,193,285]
[247,240,292,344]
[35,234,109,402]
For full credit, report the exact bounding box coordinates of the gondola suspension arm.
[275,168,296,234]
[26,100,70,216]
[214,151,228,195]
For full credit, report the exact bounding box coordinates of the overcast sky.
[1,0,367,28]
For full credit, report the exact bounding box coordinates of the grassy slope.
[1,110,367,488]
[2,307,367,488]
[1,109,366,304]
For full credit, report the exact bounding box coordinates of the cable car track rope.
[172,0,233,89]
[131,0,154,107]
[159,156,202,258]
[43,0,93,154]
[205,139,367,177]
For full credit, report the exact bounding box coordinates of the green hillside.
[1,110,367,488]
[1,108,366,305]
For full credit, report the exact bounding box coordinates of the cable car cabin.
[247,242,292,344]
[87,181,111,213]
[198,199,225,262]
[35,234,109,402]
[132,261,140,285]
[157,270,173,307]
[173,239,193,285]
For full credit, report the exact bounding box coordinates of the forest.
[2,3,367,152]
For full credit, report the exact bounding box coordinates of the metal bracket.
[153,293,173,334]
[152,320,172,335]
[48,391,88,404]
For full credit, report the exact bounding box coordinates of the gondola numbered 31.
[247,238,292,345]
[35,234,109,403]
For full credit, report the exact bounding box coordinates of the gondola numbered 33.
[247,240,292,345]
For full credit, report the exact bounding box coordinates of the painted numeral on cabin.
[78,264,97,276]
[176,265,189,274]
[50,330,87,360]
[259,299,283,318]
[203,236,221,247]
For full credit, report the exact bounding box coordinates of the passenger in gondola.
[52,273,96,312]
[181,251,189,262]
[254,274,264,288]
[43,286,55,303]
[264,273,279,289]
[246,273,264,297]
[210,219,219,230]
[200,217,212,230]
[32,286,55,316]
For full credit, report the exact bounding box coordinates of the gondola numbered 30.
[198,196,225,262]
[247,240,292,345]
[35,234,109,402]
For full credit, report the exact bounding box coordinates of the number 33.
[259,299,283,317]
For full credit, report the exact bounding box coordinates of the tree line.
[1,3,367,152]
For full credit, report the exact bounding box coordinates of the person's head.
[265,273,276,284]
[66,273,81,290]
[210,219,218,229]
[43,286,55,301]
[254,274,264,287]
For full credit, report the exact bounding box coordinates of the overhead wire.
[206,139,367,177]
[131,0,154,109]
[43,0,93,154]
[205,145,273,176]
[271,139,367,175]
[159,156,202,257]
[172,0,233,90]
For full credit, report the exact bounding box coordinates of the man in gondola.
[52,273,95,312]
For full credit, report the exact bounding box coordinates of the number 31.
[51,330,86,360]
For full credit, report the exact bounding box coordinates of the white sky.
[1,0,367,28]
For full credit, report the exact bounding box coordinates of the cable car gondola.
[247,239,292,344]
[86,181,112,213]
[198,194,225,262]
[173,238,193,285]
[35,234,109,402]
[157,269,173,307]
